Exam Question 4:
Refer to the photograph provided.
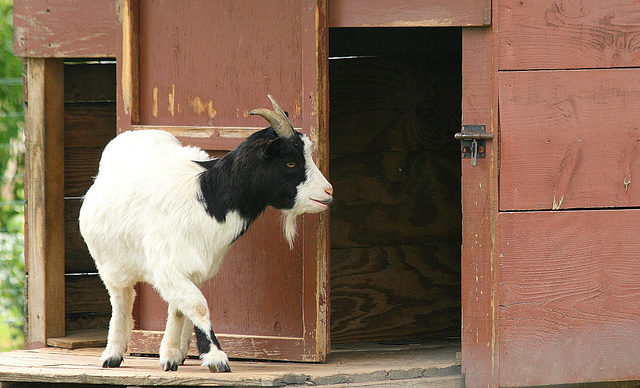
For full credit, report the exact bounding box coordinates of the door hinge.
[455,125,494,166]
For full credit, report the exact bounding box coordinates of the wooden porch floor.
[0,339,462,387]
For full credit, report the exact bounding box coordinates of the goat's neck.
[196,153,269,226]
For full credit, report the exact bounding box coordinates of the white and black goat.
[79,95,333,373]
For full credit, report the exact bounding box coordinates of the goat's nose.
[325,185,334,197]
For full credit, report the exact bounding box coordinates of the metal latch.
[454,125,494,166]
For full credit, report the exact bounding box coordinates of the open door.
[116,0,329,362]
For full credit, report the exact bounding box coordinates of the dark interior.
[328,27,463,344]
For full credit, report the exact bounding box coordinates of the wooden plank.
[47,330,107,350]
[498,0,640,70]
[497,210,640,386]
[499,68,640,211]
[330,243,461,344]
[116,0,139,131]
[0,342,461,387]
[13,0,117,58]
[64,103,116,149]
[64,275,109,316]
[135,1,303,129]
[460,19,499,387]
[330,149,461,249]
[130,125,268,151]
[329,0,490,27]
[131,330,306,361]
[64,199,94,274]
[64,63,116,103]
[25,58,66,348]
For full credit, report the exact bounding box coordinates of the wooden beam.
[329,0,491,27]
[460,6,499,387]
[13,0,117,58]
[25,58,65,348]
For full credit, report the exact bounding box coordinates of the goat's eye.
[286,162,296,168]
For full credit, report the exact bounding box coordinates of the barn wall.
[63,61,116,333]
[328,28,462,343]
[495,0,640,385]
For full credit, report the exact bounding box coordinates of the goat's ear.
[263,138,282,159]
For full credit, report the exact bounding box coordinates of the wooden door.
[115,0,329,362]
[463,0,640,386]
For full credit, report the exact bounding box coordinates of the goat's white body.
[80,130,245,287]
[79,127,332,372]
[79,130,244,371]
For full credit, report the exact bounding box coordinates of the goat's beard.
[281,210,299,249]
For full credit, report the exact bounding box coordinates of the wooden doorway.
[328,28,463,345]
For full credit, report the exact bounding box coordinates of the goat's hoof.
[207,359,231,373]
[162,360,179,371]
[201,349,231,373]
[101,356,124,368]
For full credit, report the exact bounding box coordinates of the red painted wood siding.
[498,210,640,386]
[496,0,640,385]
[499,68,640,211]
[13,0,117,58]
[498,0,640,70]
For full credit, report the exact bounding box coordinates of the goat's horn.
[249,95,295,138]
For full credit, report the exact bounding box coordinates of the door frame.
[460,3,499,386]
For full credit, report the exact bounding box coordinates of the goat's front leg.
[194,324,229,372]
[154,275,231,373]
[160,305,188,371]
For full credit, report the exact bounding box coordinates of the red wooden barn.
[5,0,640,386]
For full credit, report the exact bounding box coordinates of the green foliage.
[0,0,25,351]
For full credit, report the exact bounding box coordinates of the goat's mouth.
[310,197,332,209]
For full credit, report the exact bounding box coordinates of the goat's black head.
[249,96,333,246]
[199,95,332,247]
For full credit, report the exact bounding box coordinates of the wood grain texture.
[329,54,461,155]
[122,0,330,362]
[330,243,461,343]
[329,0,490,27]
[460,23,499,387]
[499,68,640,211]
[0,342,461,387]
[328,47,462,344]
[25,58,66,348]
[47,329,107,349]
[498,210,640,386]
[64,199,93,274]
[64,275,110,333]
[330,149,461,249]
[136,0,302,129]
[13,0,117,58]
[498,0,640,70]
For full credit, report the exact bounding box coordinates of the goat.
[79,95,333,373]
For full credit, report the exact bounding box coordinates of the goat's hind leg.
[160,305,188,371]
[102,284,135,368]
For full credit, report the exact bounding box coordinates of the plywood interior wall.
[328,28,462,343]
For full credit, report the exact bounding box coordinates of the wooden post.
[25,57,65,348]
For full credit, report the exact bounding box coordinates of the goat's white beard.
[281,210,299,249]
